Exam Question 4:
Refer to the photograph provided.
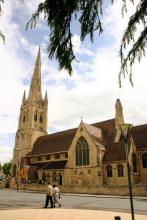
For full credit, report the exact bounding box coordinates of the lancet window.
[76,137,89,166]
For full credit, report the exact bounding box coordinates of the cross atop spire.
[27,46,42,102]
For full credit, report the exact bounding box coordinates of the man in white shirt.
[43,182,54,208]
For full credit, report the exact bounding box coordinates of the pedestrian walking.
[53,184,61,208]
[43,182,54,208]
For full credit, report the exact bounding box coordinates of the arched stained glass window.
[117,164,124,177]
[107,165,112,177]
[75,137,89,166]
[142,153,147,168]
[59,174,62,185]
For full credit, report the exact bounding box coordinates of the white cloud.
[0,146,13,164]
[72,34,94,56]
[0,134,14,164]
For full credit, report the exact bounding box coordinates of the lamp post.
[120,123,135,220]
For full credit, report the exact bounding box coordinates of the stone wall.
[10,183,147,196]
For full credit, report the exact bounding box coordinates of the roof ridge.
[92,118,115,125]
[37,127,77,140]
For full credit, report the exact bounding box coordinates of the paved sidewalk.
[0,209,146,220]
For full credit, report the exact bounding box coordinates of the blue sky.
[0,0,146,164]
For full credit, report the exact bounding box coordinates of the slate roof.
[103,123,147,162]
[28,119,115,157]
[103,142,126,162]
[131,124,147,149]
[29,128,77,156]
[92,119,115,144]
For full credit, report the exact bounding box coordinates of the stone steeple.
[13,47,48,166]
[114,99,124,142]
[44,90,48,105]
[27,47,42,103]
[22,90,26,105]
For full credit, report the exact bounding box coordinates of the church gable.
[67,121,100,168]
[83,123,102,141]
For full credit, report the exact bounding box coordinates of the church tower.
[13,47,48,165]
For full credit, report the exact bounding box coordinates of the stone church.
[12,48,147,194]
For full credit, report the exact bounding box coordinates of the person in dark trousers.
[43,182,54,208]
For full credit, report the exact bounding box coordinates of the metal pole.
[125,143,135,220]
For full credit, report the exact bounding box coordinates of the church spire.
[27,46,42,102]
[44,90,48,105]
[13,46,48,165]
[22,90,26,104]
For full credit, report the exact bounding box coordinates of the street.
[0,189,147,214]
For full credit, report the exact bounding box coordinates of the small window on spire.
[40,115,43,123]
[23,116,26,123]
